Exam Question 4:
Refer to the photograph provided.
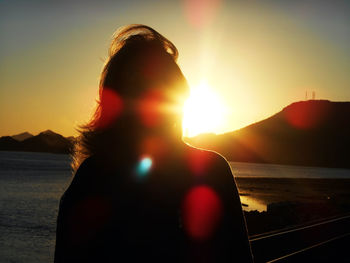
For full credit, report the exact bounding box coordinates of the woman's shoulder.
[62,156,99,199]
[183,143,233,176]
[72,156,99,182]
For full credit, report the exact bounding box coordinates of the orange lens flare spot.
[138,90,164,127]
[140,136,169,160]
[187,150,212,176]
[183,0,221,28]
[98,88,123,129]
[284,101,330,129]
[182,185,222,241]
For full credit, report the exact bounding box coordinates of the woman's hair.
[72,24,189,170]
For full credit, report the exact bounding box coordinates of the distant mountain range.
[185,100,350,168]
[1,100,349,168]
[11,132,34,141]
[0,130,74,154]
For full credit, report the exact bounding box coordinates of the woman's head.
[97,25,188,130]
[74,25,189,167]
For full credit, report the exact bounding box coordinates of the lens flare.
[140,136,168,161]
[98,88,123,129]
[284,101,331,129]
[138,90,163,127]
[187,149,212,176]
[183,0,221,28]
[182,185,222,241]
[136,156,153,178]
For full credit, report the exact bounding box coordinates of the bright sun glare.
[182,80,226,137]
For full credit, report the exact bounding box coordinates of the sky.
[1,0,350,137]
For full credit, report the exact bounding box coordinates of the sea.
[0,151,349,263]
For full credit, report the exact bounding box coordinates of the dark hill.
[20,130,73,154]
[0,130,73,154]
[186,100,350,168]
[11,132,33,141]
[0,136,21,151]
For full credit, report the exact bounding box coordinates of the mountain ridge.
[185,100,350,168]
[1,100,349,168]
[11,132,33,141]
[0,130,73,154]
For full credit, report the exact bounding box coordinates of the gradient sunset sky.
[1,0,350,137]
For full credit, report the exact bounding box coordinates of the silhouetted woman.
[55,24,253,262]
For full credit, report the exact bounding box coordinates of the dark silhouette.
[20,130,73,154]
[0,130,73,154]
[11,131,33,141]
[0,136,21,150]
[186,100,350,168]
[54,25,253,262]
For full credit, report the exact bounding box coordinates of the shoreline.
[235,177,350,235]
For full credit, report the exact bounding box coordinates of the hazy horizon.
[1,0,350,137]
[2,99,348,138]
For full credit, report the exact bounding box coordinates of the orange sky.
[1,0,350,137]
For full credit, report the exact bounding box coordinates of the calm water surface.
[0,151,71,263]
[0,151,349,262]
[229,161,350,178]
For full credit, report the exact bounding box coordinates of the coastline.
[235,177,350,235]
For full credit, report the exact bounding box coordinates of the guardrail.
[249,214,350,262]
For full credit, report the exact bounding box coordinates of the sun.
[182,80,227,137]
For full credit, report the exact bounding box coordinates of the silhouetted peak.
[11,132,33,141]
[282,100,332,112]
[187,100,350,168]
[0,130,74,154]
[0,136,19,143]
[40,130,60,136]
[280,100,350,130]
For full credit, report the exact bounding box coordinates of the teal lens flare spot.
[137,157,153,177]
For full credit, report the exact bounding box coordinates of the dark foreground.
[235,178,350,262]
[235,178,350,235]
[1,149,349,263]
[250,214,350,262]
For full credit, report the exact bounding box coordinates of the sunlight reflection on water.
[239,195,267,212]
